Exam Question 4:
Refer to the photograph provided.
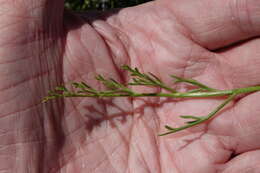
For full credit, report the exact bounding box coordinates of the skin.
[0,0,260,172]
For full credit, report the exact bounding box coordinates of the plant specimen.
[43,66,260,136]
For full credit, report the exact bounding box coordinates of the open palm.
[1,0,260,172]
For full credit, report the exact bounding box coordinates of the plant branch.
[42,65,260,136]
[158,92,238,136]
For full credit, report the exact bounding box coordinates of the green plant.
[43,66,260,136]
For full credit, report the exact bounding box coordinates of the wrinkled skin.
[1,0,260,172]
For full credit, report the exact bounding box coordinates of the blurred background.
[65,0,152,11]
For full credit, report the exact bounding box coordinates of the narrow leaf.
[55,86,68,91]
[164,125,176,131]
[186,120,198,124]
[180,115,202,120]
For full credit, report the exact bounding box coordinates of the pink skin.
[0,0,260,172]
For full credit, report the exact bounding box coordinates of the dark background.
[65,0,152,11]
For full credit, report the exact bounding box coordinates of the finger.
[208,91,260,154]
[159,0,260,50]
[218,38,260,88]
[220,151,260,173]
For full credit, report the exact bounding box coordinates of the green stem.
[62,86,260,98]
[43,64,260,136]
[203,92,238,121]
[158,92,238,136]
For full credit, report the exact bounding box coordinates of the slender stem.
[203,92,238,121]
[158,92,238,136]
[63,86,260,98]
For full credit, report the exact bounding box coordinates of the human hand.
[1,0,260,172]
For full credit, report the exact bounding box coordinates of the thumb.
[159,0,260,50]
